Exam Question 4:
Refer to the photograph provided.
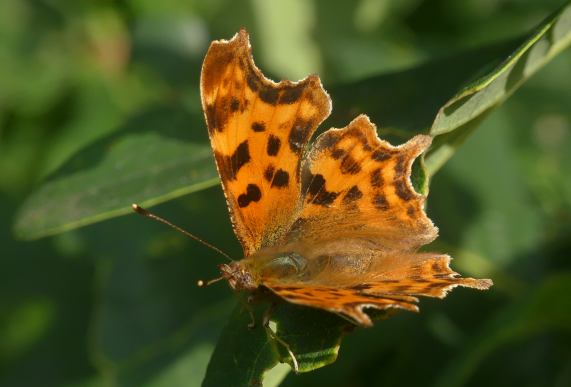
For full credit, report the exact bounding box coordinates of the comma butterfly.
[198,29,492,327]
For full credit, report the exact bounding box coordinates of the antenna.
[131,204,234,262]
[197,276,224,287]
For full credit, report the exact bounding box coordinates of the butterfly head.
[219,261,258,291]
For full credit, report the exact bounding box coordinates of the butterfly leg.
[246,295,256,329]
[243,288,277,329]
[263,303,300,373]
[236,294,258,329]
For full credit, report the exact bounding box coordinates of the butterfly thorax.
[220,250,315,291]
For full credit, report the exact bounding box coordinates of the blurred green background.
[1,0,570,386]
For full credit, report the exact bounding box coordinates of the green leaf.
[425,1,571,175]
[202,300,349,386]
[328,41,516,141]
[329,2,571,180]
[271,303,348,373]
[13,106,218,240]
[202,302,281,387]
[328,39,512,195]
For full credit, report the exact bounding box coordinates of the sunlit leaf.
[203,301,349,386]
[425,2,571,175]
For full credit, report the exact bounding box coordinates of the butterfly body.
[221,249,317,291]
[201,29,492,327]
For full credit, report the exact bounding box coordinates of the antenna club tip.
[132,203,145,214]
[197,280,205,287]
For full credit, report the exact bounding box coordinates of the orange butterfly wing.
[261,115,491,325]
[201,30,492,326]
[200,30,331,256]
[288,114,436,251]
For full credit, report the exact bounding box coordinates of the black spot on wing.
[229,97,240,112]
[289,118,313,153]
[279,85,304,104]
[393,155,414,200]
[271,169,289,188]
[373,193,389,210]
[237,184,262,208]
[343,185,363,204]
[215,141,251,182]
[305,173,339,206]
[340,155,361,174]
[372,149,392,162]
[246,71,260,92]
[349,284,372,291]
[206,95,241,133]
[305,173,324,196]
[331,148,346,160]
[205,104,217,133]
[264,165,275,182]
[267,135,281,156]
[407,205,416,217]
[392,285,414,293]
[251,121,266,132]
[228,140,250,180]
[394,155,406,178]
[259,87,280,105]
[316,132,341,150]
[370,168,383,188]
[395,180,414,201]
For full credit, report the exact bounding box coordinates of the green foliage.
[203,300,349,386]
[14,107,218,240]
[435,273,571,387]
[2,1,571,387]
[427,3,571,175]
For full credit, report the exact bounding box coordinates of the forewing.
[288,115,436,251]
[201,30,331,256]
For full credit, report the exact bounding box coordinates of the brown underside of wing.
[363,253,493,297]
[265,254,492,327]
[266,283,419,327]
